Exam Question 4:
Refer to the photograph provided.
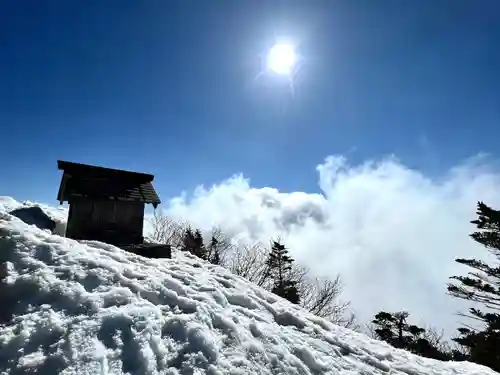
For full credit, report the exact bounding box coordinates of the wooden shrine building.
[57,160,161,247]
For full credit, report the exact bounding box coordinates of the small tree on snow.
[181,227,206,259]
[265,240,300,304]
[193,229,207,260]
[206,227,232,266]
[370,311,458,361]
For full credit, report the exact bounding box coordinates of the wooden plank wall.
[66,199,145,245]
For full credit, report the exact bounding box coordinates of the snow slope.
[0,196,68,236]
[0,207,496,374]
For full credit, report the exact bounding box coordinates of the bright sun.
[267,43,297,76]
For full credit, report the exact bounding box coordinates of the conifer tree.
[181,227,206,259]
[181,227,196,253]
[371,311,453,360]
[448,201,500,372]
[192,229,207,260]
[208,235,222,265]
[265,241,300,304]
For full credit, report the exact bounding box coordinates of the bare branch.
[149,212,187,248]
[296,271,353,327]
[206,226,234,266]
[227,243,272,288]
[364,322,379,339]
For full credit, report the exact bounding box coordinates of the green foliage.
[181,226,230,266]
[208,235,222,265]
[265,241,300,304]
[193,229,206,259]
[371,311,453,361]
[448,201,500,372]
[181,227,207,260]
[272,280,300,304]
[206,228,232,266]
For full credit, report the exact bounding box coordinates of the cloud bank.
[159,154,500,335]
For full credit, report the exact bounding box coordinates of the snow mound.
[10,206,57,232]
[0,196,67,236]
[0,196,23,213]
[0,213,496,374]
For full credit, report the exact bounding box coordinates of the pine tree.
[371,311,453,360]
[193,229,207,260]
[265,241,300,304]
[208,235,222,265]
[181,227,206,260]
[372,311,411,349]
[447,201,500,372]
[181,227,196,252]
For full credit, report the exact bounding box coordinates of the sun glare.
[267,43,297,76]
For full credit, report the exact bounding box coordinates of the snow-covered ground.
[0,196,68,236]
[0,199,496,375]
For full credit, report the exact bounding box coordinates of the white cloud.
[158,154,500,336]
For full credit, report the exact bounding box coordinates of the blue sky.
[1,0,499,204]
